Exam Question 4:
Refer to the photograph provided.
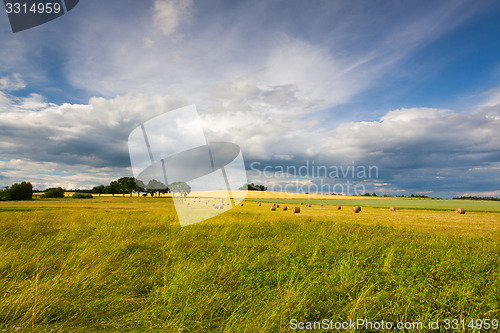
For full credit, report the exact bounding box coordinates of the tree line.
[91,177,192,197]
[1,179,268,201]
[453,196,500,201]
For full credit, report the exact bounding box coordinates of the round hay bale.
[300,202,303,205]
[271,205,276,211]
[456,207,466,214]
[320,204,324,207]
[292,207,300,213]
[352,206,361,213]
[336,205,341,210]
[276,204,280,208]
[282,205,288,211]
[258,203,261,206]
[389,206,396,211]
[240,203,244,206]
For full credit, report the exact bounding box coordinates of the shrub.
[42,187,65,198]
[72,193,93,199]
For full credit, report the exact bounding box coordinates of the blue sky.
[1,0,500,197]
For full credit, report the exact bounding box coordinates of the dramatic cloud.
[0,85,499,196]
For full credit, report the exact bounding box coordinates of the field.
[0,194,499,332]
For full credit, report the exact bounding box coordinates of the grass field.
[0,195,499,332]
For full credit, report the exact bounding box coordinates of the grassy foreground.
[0,196,499,332]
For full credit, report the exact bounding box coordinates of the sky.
[1,0,500,198]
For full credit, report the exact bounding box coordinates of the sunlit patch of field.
[246,192,500,213]
[0,195,498,332]
[236,200,500,239]
[245,191,362,200]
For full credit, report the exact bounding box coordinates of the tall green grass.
[0,197,498,332]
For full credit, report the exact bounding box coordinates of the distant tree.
[92,185,105,197]
[372,192,377,197]
[169,181,191,197]
[134,179,146,196]
[146,179,167,196]
[105,181,120,197]
[363,193,372,196]
[42,187,65,198]
[239,183,267,191]
[3,181,33,200]
[135,179,146,196]
[453,196,500,201]
[117,177,137,197]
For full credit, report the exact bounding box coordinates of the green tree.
[135,179,146,197]
[169,181,191,197]
[92,185,105,197]
[3,181,33,200]
[117,177,137,197]
[105,181,120,197]
[146,179,167,196]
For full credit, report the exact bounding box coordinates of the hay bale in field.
[390,206,396,211]
[320,204,324,207]
[352,206,361,213]
[336,205,341,210]
[282,205,288,211]
[300,202,303,205]
[292,207,300,213]
[276,204,280,208]
[258,203,261,206]
[456,207,466,214]
[271,205,276,211]
[240,203,244,206]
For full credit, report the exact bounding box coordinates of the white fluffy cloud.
[322,107,500,164]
